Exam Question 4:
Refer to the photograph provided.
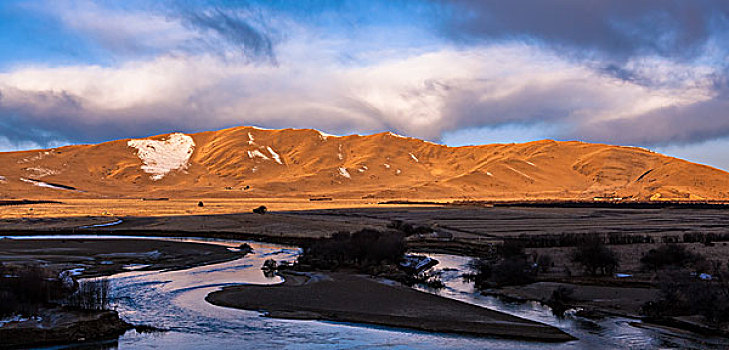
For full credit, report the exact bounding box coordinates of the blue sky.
[1,1,729,169]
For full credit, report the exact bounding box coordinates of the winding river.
[7,235,728,349]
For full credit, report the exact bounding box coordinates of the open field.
[3,198,729,255]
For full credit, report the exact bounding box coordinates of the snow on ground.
[267,146,283,164]
[383,163,391,169]
[25,167,59,178]
[316,129,339,141]
[337,144,344,160]
[409,153,419,162]
[127,133,195,181]
[247,132,255,145]
[505,166,534,181]
[338,167,351,179]
[0,315,30,328]
[396,169,402,175]
[251,166,258,173]
[486,171,494,177]
[20,178,77,191]
[386,132,407,139]
[247,149,270,160]
[123,264,152,271]
[525,160,536,167]
[79,219,124,229]
[16,151,51,164]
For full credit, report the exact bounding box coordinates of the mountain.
[1,126,728,201]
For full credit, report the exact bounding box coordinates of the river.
[6,235,727,349]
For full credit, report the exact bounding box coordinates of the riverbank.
[484,281,659,318]
[0,238,245,277]
[206,271,576,342]
[484,281,729,339]
[0,308,131,349]
[0,237,247,348]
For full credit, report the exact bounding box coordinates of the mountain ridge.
[1,126,728,201]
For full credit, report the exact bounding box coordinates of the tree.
[572,237,618,275]
[640,244,704,271]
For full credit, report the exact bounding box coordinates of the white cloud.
[0,39,720,146]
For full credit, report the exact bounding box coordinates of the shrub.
[0,264,69,317]
[262,259,277,271]
[640,244,704,271]
[548,286,575,316]
[298,229,406,270]
[642,268,729,324]
[253,205,267,214]
[468,256,535,288]
[387,220,433,236]
[64,279,111,311]
[572,238,619,276]
[498,239,526,258]
[492,257,535,286]
[536,254,553,273]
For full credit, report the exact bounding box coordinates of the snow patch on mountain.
[409,153,419,162]
[338,167,351,179]
[317,130,339,141]
[506,166,534,181]
[386,132,407,139]
[25,167,59,178]
[127,133,195,181]
[267,146,283,164]
[247,132,255,145]
[20,178,78,191]
[16,151,52,164]
[247,149,269,160]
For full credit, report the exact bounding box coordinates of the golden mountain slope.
[1,126,728,201]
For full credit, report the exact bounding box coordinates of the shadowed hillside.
[1,126,728,201]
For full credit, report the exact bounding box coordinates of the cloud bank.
[0,0,728,169]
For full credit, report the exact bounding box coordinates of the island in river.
[207,271,576,342]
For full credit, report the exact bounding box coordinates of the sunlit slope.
[1,126,728,201]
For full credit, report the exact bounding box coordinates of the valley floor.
[4,200,729,340]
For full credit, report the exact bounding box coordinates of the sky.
[1,1,728,169]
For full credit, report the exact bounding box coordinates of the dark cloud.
[575,93,729,146]
[438,0,729,60]
[570,68,729,145]
[176,5,277,63]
